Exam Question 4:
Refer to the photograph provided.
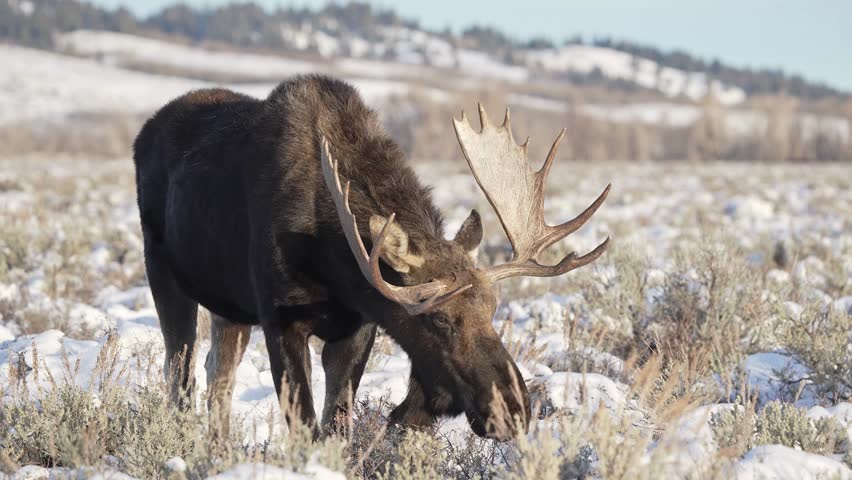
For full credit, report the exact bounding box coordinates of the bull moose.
[133,75,609,440]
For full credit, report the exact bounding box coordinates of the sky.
[90,0,852,90]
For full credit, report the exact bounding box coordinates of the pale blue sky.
[91,0,852,91]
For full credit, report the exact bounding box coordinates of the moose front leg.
[262,314,318,436]
[320,322,377,433]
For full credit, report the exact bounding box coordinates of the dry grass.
[1,155,850,478]
[0,157,145,339]
[0,336,733,479]
[0,113,146,159]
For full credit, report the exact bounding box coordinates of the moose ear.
[369,215,425,273]
[453,209,483,253]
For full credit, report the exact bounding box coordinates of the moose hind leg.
[205,313,251,439]
[320,322,377,433]
[144,239,199,408]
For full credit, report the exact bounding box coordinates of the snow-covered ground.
[1,155,850,478]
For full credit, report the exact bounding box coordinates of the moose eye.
[433,314,452,329]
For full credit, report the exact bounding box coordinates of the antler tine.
[537,183,611,255]
[477,102,490,131]
[320,135,471,316]
[502,107,510,129]
[538,128,566,182]
[487,237,610,282]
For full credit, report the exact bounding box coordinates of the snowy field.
[0,33,850,480]
[1,154,850,479]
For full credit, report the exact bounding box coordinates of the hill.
[2,0,847,102]
[2,0,851,162]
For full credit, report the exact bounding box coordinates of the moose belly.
[162,168,259,324]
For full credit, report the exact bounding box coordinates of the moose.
[133,75,610,440]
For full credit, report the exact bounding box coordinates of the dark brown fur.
[133,75,529,439]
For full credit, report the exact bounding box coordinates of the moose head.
[321,104,610,440]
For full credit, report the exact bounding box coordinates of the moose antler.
[453,104,610,282]
[320,137,472,315]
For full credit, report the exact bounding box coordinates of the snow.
[652,403,738,475]
[335,57,427,79]
[10,465,50,479]
[164,457,188,473]
[10,463,344,480]
[379,26,456,69]
[524,45,746,105]
[733,445,852,480]
[531,372,627,415]
[57,30,317,80]
[0,324,14,343]
[835,296,852,315]
[743,352,812,403]
[207,462,345,480]
[808,403,852,443]
[0,44,206,124]
[456,49,529,83]
[67,302,110,337]
[0,44,446,126]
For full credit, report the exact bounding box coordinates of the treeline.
[0,0,135,47]
[1,0,416,49]
[143,2,420,48]
[2,0,845,102]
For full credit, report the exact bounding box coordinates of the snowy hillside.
[0,44,209,124]
[56,30,319,80]
[4,38,848,161]
[3,37,849,165]
[0,43,444,126]
[59,29,746,102]
[525,45,746,105]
